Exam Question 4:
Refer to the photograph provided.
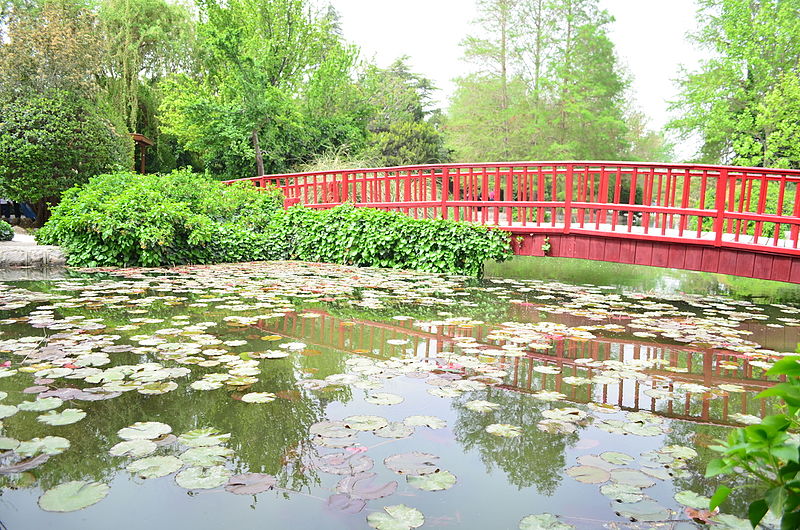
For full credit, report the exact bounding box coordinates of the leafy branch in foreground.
[706,356,800,529]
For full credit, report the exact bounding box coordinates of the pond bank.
[0,230,66,268]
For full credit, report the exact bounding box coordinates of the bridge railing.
[224,161,800,256]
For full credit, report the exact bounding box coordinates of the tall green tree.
[447,0,631,162]
[160,0,358,178]
[669,0,800,166]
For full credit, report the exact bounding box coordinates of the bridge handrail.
[223,161,800,257]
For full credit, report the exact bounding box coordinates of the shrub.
[37,169,284,267]
[37,171,512,275]
[0,220,13,241]
[274,205,513,276]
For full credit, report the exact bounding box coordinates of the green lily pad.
[16,436,70,457]
[343,415,389,431]
[464,399,501,412]
[407,470,456,491]
[709,514,752,529]
[0,404,18,419]
[674,490,710,509]
[18,397,63,412]
[38,481,109,512]
[178,427,230,447]
[364,393,403,405]
[310,420,352,438]
[485,423,522,437]
[180,445,234,466]
[37,408,86,426]
[609,468,656,488]
[109,439,157,458]
[519,513,575,529]
[126,455,182,479]
[624,423,663,436]
[601,451,633,465]
[374,422,414,439]
[175,465,232,489]
[566,465,610,484]
[0,391,6,400]
[240,392,276,403]
[0,436,19,451]
[403,415,447,429]
[367,504,424,530]
[117,421,172,440]
[614,499,670,522]
[600,483,646,503]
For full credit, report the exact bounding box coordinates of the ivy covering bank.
[37,171,512,275]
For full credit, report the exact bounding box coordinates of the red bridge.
[225,161,800,283]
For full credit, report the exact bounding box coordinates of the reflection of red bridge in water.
[256,309,777,428]
[226,162,800,283]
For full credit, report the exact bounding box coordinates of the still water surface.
[1,258,798,529]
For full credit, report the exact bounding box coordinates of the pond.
[0,258,798,529]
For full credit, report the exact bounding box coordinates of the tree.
[447,0,631,162]
[0,92,129,224]
[669,0,800,166]
[359,58,449,165]
[160,0,357,179]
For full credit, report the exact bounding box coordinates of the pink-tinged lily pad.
[225,473,277,495]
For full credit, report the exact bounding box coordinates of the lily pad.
[374,422,414,439]
[180,445,234,466]
[364,393,403,405]
[16,436,70,457]
[367,504,424,530]
[117,421,172,440]
[126,455,182,479]
[485,423,522,437]
[0,404,18,419]
[385,452,440,475]
[614,499,670,522]
[38,481,109,512]
[37,408,86,426]
[175,465,232,489]
[519,513,575,529]
[337,472,398,500]
[406,470,456,491]
[317,453,374,475]
[403,415,446,429]
[225,473,277,495]
[109,439,157,458]
[327,493,366,514]
[609,468,656,488]
[343,415,389,431]
[178,427,230,447]
[240,392,276,403]
[600,483,646,503]
[17,397,63,412]
[601,452,634,465]
[566,465,610,484]
[675,490,711,509]
[310,420,353,438]
[0,436,19,451]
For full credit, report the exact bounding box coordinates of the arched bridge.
[225,161,800,283]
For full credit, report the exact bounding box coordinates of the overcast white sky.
[329,0,705,155]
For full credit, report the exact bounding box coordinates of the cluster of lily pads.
[0,261,796,528]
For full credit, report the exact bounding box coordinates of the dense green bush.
[274,205,512,276]
[0,220,13,241]
[36,169,285,266]
[37,170,512,275]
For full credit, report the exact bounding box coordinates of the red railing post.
[564,164,573,234]
[713,168,728,247]
[441,167,449,220]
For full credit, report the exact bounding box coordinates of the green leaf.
[710,485,732,510]
[38,481,110,512]
[367,504,424,530]
[748,499,769,528]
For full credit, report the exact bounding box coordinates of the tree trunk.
[252,129,265,176]
[31,198,54,228]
